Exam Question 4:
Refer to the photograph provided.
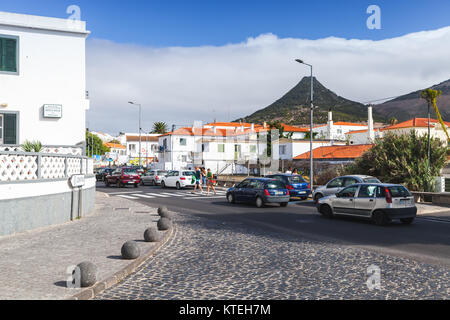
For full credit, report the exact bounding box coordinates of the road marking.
[117,195,139,199]
[108,191,143,195]
[159,192,185,197]
[132,194,156,199]
[183,195,225,200]
[145,193,171,198]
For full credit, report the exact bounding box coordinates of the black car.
[95,168,114,181]
[226,178,290,208]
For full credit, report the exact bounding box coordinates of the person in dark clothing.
[192,167,204,193]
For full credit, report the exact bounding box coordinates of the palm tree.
[152,121,168,134]
[389,117,398,125]
[420,89,448,140]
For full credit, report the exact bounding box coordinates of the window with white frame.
[179,138,187,146]
[0,36,18,73]
[279,145,286,155]
[218,144,225,153]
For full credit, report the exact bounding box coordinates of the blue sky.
[1,0,450,46]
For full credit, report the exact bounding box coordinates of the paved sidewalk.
[416,203,450,219]
[0,191,166,300]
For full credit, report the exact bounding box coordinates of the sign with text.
[70,174,85,188]
[43,104,62,118]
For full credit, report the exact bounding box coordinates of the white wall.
[0,12,89,146]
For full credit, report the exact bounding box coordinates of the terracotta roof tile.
[294,144,373,160]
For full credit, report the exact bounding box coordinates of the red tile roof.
[382,118,450,131]
[126,135,160,142]
[280,123,310,132]
[294,144,373,160]
[104,142,126,149]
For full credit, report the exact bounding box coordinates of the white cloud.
[86,27,450,134]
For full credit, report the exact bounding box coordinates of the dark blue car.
[226,178,290,208]
[267,174,311,201]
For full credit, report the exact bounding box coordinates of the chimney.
[263,121,267,128]
[213,126,217,134]
[251,123,255,132]
[327,109,333,139]
[368,105,375,142]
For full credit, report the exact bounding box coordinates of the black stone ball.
[121,241,140,260]
[76,261,97,288]
[144,227,161,242]
[157,217,172,231]
[159,210,174,220]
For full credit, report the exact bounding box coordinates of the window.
[279,145,286,155]
[0,37,18,73]
[266,180,286,189]
[343,177,358,187]
[250,145,257,153]
[339,186,358,198]
[358,185,377,198]
[179,138,187,146]
[0,113,17,144]
[181,155,187,162]
[218,144,225,153]
[327,177,344,188]
[337,129,342,134]
[129,144,136,151]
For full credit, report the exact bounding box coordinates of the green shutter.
[3,114,17,144]
[0,38,17,72]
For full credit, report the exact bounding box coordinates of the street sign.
[70,174,85,188]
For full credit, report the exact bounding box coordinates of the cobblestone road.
[96,213,450,300]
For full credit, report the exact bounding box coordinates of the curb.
[68,224,175,300]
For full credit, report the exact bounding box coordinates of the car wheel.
[314,193,323,204]
[227,193,235,204]
[255,197,264,208]
[372,211,390,226]
[161,181,166,188]
[400,217,415,225]
[280,202,288,207]
[176,182,181,190]
[134,183,138,188]
[319,204,333,218]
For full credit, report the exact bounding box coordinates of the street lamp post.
[295,59,314,192]
[128,101,142,167]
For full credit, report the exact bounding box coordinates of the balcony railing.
[0,150,93,182]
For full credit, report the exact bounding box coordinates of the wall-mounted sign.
[70,174,85,188]
[43,104,62,118]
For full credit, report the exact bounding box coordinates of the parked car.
[95,168,114,181]
[313,175,381,203]
[316,183,416,226]
[160,170,196,189]
[104,167,141,188]
[267,173,311,200]
[140,170,169,186]
[226,178,290,208]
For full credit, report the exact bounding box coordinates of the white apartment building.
[116,133,161,166]
[0,11,90,147]
[157,125,261,174]
[312,111,368,141]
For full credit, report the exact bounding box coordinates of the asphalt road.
[96,181,450,268]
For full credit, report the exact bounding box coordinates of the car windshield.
[266,180,285,189]
[388,186,411,197]
[363,177,381,183]
[123,169,138,175]
[288,175,306,184]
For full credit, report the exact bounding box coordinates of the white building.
[312,111,368,141]
[0,11,90,147]
[116,133,161,166]
[278,138,346,160]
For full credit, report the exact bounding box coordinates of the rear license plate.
[274,191,283,196]
[400,199,409,205]
[299,191,306,194]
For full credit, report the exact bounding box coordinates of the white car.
[160,170,196,189]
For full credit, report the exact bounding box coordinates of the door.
[324,177,345,196]
[243,180,260,202]
[353,185,377,217]
[234,180,249,201]
[0,114,3,144]
[333,185,358,214]
[167,171,179,187]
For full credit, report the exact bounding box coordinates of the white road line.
[108,191,143,195]
[132,194,156,199]
[145,193,171,198]
[117,195,139,199]
[159,192,185,197]
[183,195,225,200]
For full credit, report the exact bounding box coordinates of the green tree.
[389,117,398,125]
[347,131,447,192]
[86,131,110,157]
[152,121,168,134]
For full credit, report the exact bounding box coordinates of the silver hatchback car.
[316,183,417,226]
[313,175,381,203]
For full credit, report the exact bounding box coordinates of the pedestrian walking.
[292,168,298,175]
[285,167,292,174]
[206,168,217,195]
[192,167,204,193]
[201,167,207,186]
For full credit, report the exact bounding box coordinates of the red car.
[105,167,141,188]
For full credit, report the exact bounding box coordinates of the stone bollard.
[157,206,168,215]
[121,241,140,260]
[158,206,174,219]
[157,217,172,231]
[76,261,98,288]
[144,227,161,242]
